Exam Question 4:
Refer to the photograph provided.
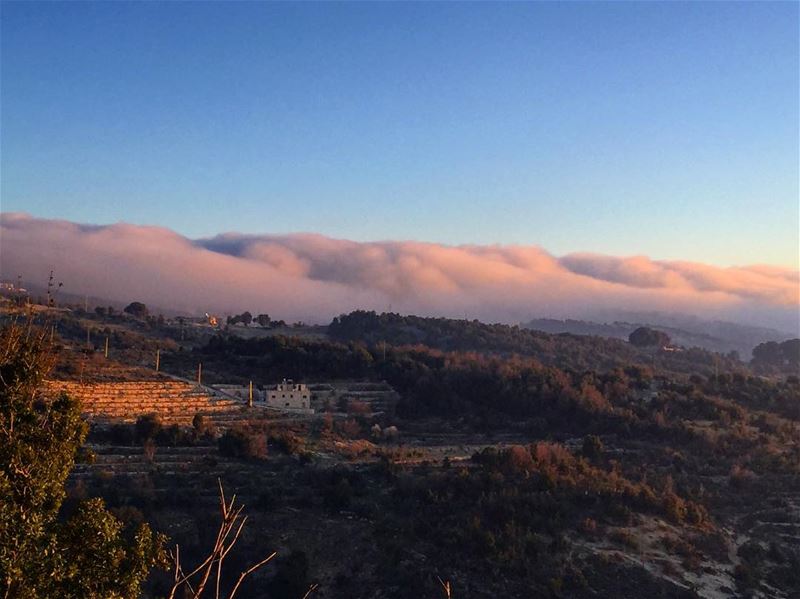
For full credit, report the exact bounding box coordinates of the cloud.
[1,213,797,332]
[560,254,799,305]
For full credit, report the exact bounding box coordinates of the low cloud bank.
[1,213,797,332]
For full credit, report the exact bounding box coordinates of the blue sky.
[2,1,798,267]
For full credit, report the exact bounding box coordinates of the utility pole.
[248,380,253,407]
[104,336,109,359]
[47,271,53,307]
[155,349,160,372]
[86,327,91,349]
[197,363,202,385]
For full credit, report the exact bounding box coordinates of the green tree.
[0,322,167,598]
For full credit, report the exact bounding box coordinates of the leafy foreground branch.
[0,321,166,599]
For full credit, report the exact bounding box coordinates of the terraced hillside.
[309,381,399,414]
[47,380,270,428]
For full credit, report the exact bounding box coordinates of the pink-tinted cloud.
[1,213,797,331]
[560,254,800,306]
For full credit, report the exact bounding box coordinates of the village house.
[266,379,311,410]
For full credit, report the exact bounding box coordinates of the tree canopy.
[752,338,800,372]
[628,326,671,348]
[0,322,166,598]
[123,301,149,319]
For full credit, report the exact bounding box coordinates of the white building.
[266,379,311,410]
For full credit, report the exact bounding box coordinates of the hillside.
[524,316,795,359]
[5,303,800,598]
[328,310,746,377]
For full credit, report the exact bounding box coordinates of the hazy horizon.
[2,213,797,334]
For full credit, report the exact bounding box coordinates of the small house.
[266,379,311,410]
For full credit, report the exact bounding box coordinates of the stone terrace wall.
[46,380,247,426]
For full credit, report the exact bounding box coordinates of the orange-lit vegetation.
[2,304,798,597]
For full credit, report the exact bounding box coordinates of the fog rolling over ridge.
[2,213,798,333]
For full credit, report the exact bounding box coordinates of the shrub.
[218,427,266,460]
[142,438,156,463]
[337,419,362,439]
[347,400,371,415]
[662,491,688,523]
[192,413,216,442]
[335,439,376,460]
[729,464,757,488]
[269,431,304,455]
[582,435,604,460]
[156,424,191,446]
[134,414,161,444]
[192,413,206,432]
[501,445,534,475]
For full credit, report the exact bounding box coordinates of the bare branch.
[437,576,452,599]
[227,551,277,599]
[169,482,277,599]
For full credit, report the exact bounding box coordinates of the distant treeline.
[164,329,799,431]
[751,339,800,374]
[328,310,743,376]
